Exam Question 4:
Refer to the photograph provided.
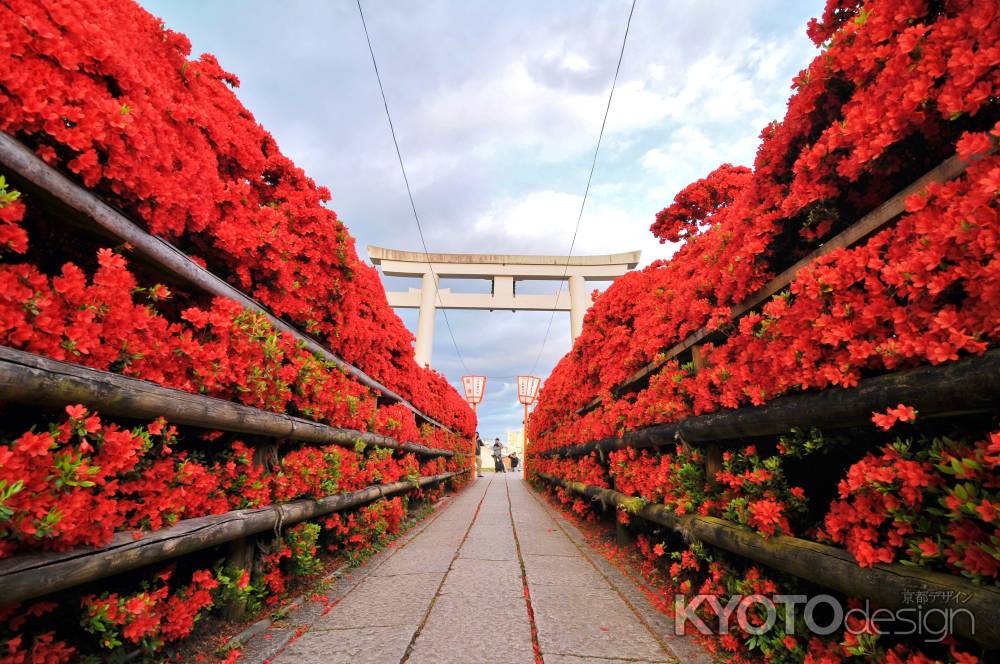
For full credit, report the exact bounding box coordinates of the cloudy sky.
[140,0,823,436]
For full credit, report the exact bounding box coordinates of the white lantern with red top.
[461,375,486,411]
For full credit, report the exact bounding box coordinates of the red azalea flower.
[917,538,939,557]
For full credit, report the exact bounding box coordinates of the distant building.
[507,429,524,456]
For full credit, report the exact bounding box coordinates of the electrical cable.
[357,0,470,373]
[529,0,637,375]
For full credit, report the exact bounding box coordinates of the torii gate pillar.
[369,247,641,367]
[415,272,437,367]
[567,274,587,340]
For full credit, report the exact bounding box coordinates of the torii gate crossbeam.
[369,246,641,366]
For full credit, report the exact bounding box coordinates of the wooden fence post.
[691,345,722,490]
[615,515,635,548]
[598,447,632,547]
[223,442,274,621]
[222,537,255,621]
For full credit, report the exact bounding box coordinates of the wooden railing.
[535,338,999,650]
[0,346,458,458]
[532,150,999,649]
[538,349,1000,458]
[0,472,456,606]
[0,343,462,614]
[0,344,462,614]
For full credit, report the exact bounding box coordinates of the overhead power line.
[356,0,470,373]
[529,0,637,375]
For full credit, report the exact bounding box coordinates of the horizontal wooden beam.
[0,132,453,434]
[573,153,975,418]
[541,350,1000,458]
[0,472,456,605]
[538,474,999,648]
[0,346,457,458]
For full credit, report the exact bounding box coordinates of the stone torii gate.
[368,246,641,366]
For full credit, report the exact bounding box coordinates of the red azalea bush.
[324,496,408,563]
[0,0,474,436]
[621,535,983,664]
[609,445,706,516]
[1,490,418,662]
[650,164,753,244]
[604,445,806,536]
[80,567,219,653]
[0,176,24,253]
[534,137,999,451]
[0,189,472,440]
[532,454,609,488]
[0,566,220,662]
[534,423,998,660]
[373,403,424,446]
[540,481,986,663]
[715,446,808,538]
[823,432,999,581]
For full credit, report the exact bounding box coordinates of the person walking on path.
[492,438,505,473]
[475,433,485,477]
[509,450,520,472]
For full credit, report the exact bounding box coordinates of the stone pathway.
[255,473,709,663]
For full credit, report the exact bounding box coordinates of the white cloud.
[467,189,667,267]
[561,53,592,73]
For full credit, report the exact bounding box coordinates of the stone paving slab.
[467,521,514,537]
[431,508,480,523]
[314,571,444,629]
[279,625,414,663]
[476,507,511,517]
[371,545,456,576]
[529,584,670,661]
[458,533,518,561]
[470,513,514,528]
[522,553,608,589]
[439,557,522,595]
[517,532,581,557]
[398,528,466,549]
[406,588,534,664]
